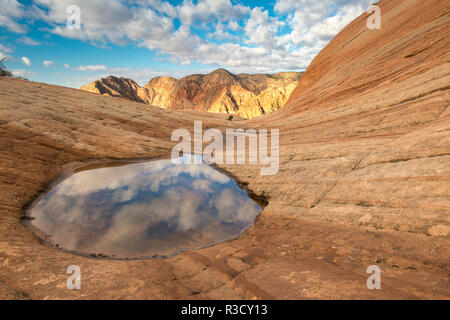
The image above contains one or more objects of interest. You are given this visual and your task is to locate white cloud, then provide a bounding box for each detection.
[272,0,373,66]
[214,189,257,224]
[149,0,372,70]
[275,0,373,46]
[0,43,14,53]
[33,0,168,45]
[76,65,107,71]
[12,69,35,77]
[18,36,41,46]
[245,7,283,50]
[63,63,70,69]
[191,179,212,193]
[228,20,240,31]
[311,4,368,41]
[209,22,234,40]
[175,0,250,26]
[0,43,14,62]
[43,60,54,67]
[2,0,374,74]
[0,0,27,33]
[21,56,31,66]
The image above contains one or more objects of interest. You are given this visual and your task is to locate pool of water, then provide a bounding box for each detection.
[27,155,261,259]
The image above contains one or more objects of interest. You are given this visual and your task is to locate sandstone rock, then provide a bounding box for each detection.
[81,69,303,119]
[428,225,450,237]
[227,258,251,273]
[0,0,449,299]
[80,76,147,103]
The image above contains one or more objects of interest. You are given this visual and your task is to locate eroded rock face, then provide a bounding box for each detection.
[80,76,147,103]
[81,69,303,119]
[0,0,449,299]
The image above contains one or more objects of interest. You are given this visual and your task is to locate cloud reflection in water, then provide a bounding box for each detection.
[30,155,261,258]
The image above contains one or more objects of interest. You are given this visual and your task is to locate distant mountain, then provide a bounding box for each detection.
[80,69,302,119]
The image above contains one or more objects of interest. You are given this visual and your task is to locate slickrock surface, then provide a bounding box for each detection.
[81,69,302,119]
[0,0,449,299]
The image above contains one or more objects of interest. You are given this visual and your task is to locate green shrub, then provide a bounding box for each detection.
[0,58,13,77]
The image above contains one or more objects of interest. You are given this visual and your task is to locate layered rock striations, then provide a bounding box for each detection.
[80,76,149,104]
[81,70,302,119]
[0,0,449,299]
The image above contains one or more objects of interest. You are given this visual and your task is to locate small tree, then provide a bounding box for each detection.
[0,58,12,77]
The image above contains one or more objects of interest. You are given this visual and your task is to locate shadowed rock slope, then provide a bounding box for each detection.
[80,76,147,104]
[81,69,302,119]
[0,0,448,299]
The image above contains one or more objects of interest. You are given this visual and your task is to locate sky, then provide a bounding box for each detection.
[0,0,373,88]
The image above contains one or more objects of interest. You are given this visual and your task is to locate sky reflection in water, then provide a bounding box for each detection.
[29,155,261,258]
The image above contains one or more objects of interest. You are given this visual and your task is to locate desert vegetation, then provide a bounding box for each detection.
[0,58,12,77]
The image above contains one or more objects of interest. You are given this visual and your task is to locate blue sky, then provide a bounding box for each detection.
[0,0,373,88]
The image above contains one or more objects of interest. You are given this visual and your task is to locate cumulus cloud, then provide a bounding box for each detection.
[209,22,235,40]
[21,56,31,66]
[32,0,172,45]
[0,43,14,53]
[0,43,14,61]
[18,36,41,46]
[192,179,213,193]
[175,0,250,26]
[0,52,14,63]
[0,0,27,33]
[228,20,240,31]
[245,7,283,49]
[2,0,374,73]
[76,64,107,71]
[275,0,373,46]
[42,60,54,67]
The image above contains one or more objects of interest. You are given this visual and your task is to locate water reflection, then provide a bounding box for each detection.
[29,155,261,258]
